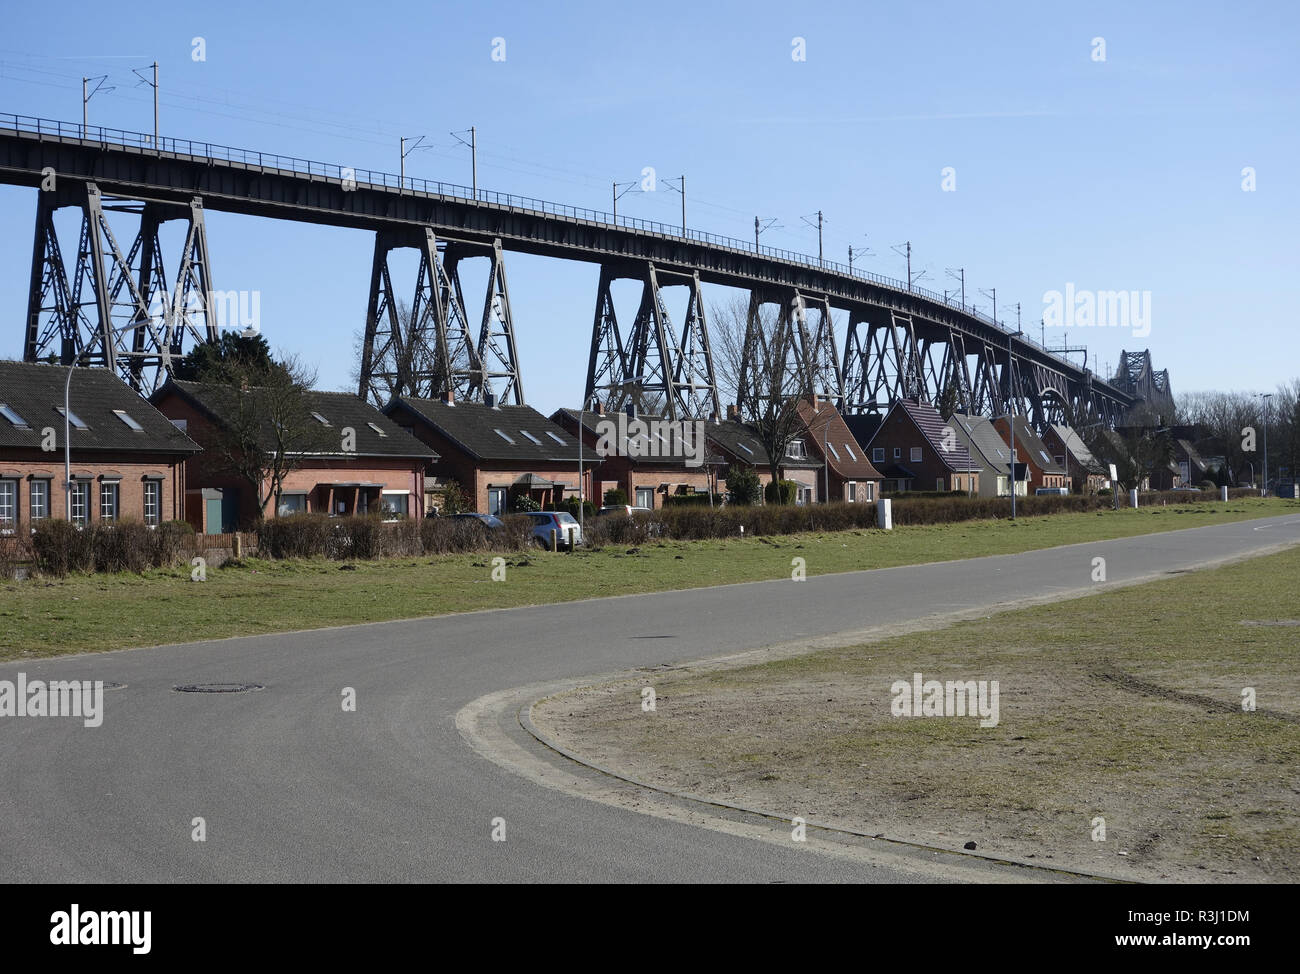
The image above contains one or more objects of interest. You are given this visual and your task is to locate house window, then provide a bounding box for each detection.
[844,442,858,461]
[70,481,90,527]
[1055,455,1066,467]
[826,441,841,461]
[519,430,542,445]
[911,447,923,463]
[143,481,161,526]
[865,482,875,502]
[997,475,1009,497]
[873,447,885,463]
[311,412,332,426]
[488,487,507,515]
[380,492,409,520]
[278,492,307,516]
[893,447,901,459]
[0,480,16,533]
[937,478,946,492]
[493,429,516,445]
[635,487,654,509]
[786,439,806,459]
[30,480,49,524]
[367,422,388,437]
[848,481,857,502]
[546,432,567,446]
[100,482,119,522]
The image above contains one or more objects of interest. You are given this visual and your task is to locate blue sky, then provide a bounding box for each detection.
[1,0,1296,414]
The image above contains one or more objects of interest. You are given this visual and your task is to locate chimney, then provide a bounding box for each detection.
[626,402,638,420]
[442,388,454,406]
[727,404,740,422]
[484,391,497,409]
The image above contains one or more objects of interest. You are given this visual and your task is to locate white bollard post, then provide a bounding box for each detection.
[1220,485,1228,502]
[877,497,892,530]
[1129,489,1139,509]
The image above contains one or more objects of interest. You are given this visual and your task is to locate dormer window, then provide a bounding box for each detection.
[55,406,88,430]
[0,404,30,428]
[311,412,332,427]
[786,439,806,459]
[113,409,144,431]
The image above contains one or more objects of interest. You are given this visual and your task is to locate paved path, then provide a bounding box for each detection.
[3,513,1297,882]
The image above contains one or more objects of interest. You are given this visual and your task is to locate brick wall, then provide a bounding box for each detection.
[0,448,186,535]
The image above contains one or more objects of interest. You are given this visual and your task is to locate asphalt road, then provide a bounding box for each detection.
[3,513,1297,883]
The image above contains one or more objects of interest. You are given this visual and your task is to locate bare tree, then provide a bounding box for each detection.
[193,349,331,521]
[712,295,814,496]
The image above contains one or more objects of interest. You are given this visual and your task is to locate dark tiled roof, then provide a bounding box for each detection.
[0,361,199,455]
[842,413,883,451]
[1002,415,1066,474]
[705,419,771,466]
[795,399,884,480]
[398,397,582,462]
[880,399,975,472]
[155,380,433,459]
[950,412,1008,474]
[554,408,725,468]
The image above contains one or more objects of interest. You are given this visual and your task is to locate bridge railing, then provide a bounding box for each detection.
[2,110,1110,387]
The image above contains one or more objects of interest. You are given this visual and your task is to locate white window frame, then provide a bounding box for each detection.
[99,480,119,522]
[70,481,90,527]
[0,479,16,533]
[277,491,308,517]
[911,447,923,463]
[487,487,507,515]
[873,447,885,463]
[29,479,49,525]
[379,490,410,521]
[142,480,161,527]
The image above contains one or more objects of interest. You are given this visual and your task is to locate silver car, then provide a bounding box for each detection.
[524,511,582,549]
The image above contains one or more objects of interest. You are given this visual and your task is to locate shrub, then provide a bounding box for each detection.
[439,481,470,515]
[603,488,628,506]
[0,536,30,579]
[511,495,542,512]
[31,520,96,577]
[724,465,763,506]
[764,479,798,505]
[663,492,723,507]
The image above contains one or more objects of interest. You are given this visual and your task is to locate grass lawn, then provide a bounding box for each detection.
[533,540,1300,883]
[1,497,1294,662]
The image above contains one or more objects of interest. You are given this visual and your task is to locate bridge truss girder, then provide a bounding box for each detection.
[735,286,843,420]
[24,181,217,393]
[583,261,720,421]
[358,230,525,408]
[841,307,1124,432]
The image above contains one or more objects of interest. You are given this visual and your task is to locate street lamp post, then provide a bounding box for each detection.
[1258,393,1273,496]
[1007,326,1024,519]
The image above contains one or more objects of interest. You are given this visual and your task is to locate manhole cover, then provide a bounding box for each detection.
[173,683,264,693]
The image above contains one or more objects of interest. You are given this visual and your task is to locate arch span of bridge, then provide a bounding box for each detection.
[0,113,1134,427]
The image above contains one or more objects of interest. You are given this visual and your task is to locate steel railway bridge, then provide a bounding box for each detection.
[0,112,1136,428]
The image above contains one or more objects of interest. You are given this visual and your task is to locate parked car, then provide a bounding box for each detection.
[448,512,506,529]
[524,511,582,548]
[1034,487,1069,496]
[1170,486,1202,493]
[597,505,653,516]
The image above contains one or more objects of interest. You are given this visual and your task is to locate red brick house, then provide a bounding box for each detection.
[865,399,981,493]
[1042,424,1108,494]
[0,361,199,534]
[553,405,717,509]
[992,415,1070,492]
[794,397,884,503]
[388,394,590,516]
[152,380,432,531]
